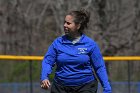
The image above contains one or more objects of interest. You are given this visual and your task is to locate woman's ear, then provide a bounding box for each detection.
[77,24,81,30]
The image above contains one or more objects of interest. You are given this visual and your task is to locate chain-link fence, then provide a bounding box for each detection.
[0,56,140,93]
[0,82,140,93]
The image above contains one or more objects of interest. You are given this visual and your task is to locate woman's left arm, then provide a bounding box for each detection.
[90,43,112,93]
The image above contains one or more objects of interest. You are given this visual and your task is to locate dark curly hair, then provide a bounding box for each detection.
[67,9,90,33]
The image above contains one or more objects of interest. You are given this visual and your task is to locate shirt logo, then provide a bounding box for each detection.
[78,48,87,54]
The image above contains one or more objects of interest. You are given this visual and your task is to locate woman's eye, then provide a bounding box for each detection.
[64,21,71,25]
[67,22,71,25]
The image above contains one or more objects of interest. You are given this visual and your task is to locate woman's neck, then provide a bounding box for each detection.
[68,33,82,40]
[67,33,82,41]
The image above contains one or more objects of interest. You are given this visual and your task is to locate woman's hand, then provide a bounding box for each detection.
[40,79,51,89]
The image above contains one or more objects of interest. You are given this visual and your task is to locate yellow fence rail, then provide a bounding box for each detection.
[0,55,43,61]
[0,55,140,61]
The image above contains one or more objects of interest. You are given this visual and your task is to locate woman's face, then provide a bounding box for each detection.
[64,15,80,36]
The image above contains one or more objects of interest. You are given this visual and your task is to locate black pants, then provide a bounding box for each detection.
[51,80,98,93]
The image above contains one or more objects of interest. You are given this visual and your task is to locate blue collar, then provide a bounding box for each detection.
[62,34,86,44]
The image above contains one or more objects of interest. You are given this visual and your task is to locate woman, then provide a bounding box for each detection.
[40,9,112,93]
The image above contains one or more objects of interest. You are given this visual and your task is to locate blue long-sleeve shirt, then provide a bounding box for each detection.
[41,34,111,93]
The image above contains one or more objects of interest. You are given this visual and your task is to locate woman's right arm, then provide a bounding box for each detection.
[40,43,57,89]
